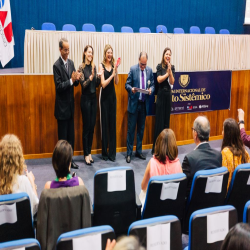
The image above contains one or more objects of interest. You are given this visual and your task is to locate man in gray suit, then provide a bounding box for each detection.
[53,38,81,169]
[125,52,155,163]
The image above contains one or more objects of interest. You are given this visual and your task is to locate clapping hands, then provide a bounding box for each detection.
[71,71,82,82]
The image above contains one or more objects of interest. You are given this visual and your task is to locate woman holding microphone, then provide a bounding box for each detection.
[78,45,103,165]
[152,47,175,154]
[99,44,120,161]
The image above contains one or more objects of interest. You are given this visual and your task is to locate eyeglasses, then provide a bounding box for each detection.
[192,127,196,132]
[140,62,147,67]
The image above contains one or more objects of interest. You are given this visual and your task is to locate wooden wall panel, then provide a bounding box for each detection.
[0,71,249,158]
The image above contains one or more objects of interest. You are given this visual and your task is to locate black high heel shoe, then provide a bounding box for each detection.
[90,159,94,163]
[84,157,91,166]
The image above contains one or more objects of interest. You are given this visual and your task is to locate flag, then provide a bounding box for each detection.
[0,0,14,67]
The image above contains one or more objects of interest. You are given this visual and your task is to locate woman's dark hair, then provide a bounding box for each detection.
[220,223,250,250]
[161,47,171,69]
[154,129,178,163]
[221,118,247,164]
[52,140,73,178]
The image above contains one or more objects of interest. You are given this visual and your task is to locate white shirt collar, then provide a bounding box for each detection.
[194,141,209,150]
[61,56,68,65]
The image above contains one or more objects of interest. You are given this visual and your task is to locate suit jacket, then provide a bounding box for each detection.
[53,57,79,120]
[37,186,91,250]
[125,64,155,115]
[182,143,222,197]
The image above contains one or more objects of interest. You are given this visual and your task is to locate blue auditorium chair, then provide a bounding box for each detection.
[128,215,182,250]
[93,167,141,236]
[56,226,115,250]
[243,200,250,223]
[0,193,35,243]
[121,26,133,33]
[82,23,96,32]
[139,27,151,33]
[173,28,184,34]
[219,29,230,34]
[41,22,56,30]
[183,167,229,233]
[0,239,41,250]
[205,27,216,34]
[156,25,167,33]
[225,163,250,222]
[141,173,187,221]
[190,26,201,34]
[102,24,115,32]
[184,206,237,250]
[62,24,76,31]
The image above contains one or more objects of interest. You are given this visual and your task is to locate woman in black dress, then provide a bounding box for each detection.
[98,44,119,161]
[78,45,103,165]
[152,47,175,153]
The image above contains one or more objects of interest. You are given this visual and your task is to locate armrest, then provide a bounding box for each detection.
[136,193,142,220]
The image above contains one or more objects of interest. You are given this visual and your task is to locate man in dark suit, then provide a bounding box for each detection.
[125,52,155,163]
[182,116,222,197]
[53,38,81,169]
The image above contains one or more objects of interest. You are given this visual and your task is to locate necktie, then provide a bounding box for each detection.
[141,70,145,102]
[65,62,68,73]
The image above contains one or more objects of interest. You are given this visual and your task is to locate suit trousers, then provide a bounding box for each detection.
[127,101,146,156]
[81,94,97,156]
[57,115,74,151]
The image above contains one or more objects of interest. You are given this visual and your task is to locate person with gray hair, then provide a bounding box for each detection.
[125,52,155,163]
[182,116,222,198]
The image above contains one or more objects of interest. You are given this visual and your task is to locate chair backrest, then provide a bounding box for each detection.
[128,215,182,250]
[41,22,56,30]
[82,23,96,32]
[62,24,76,31]
[56,225,115,250]
[225,163,250,222]
[187,206,238,250]
[142,173,187,221]
[102,24,115,32]
[0,239,40,250]
[173,28,184,34]
[0,193,35,243]
[139,27,151,33]
[243,200,250,223]
[183,167,229,233]
[219,29,230,34]
[121,26,133,33]
[93,167,137,236]
[37,186,91,250]
[190,26,201,34]
[156,25,167,33]
[205,27,215,34]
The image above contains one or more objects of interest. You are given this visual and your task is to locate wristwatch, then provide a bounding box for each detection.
[238,120,245,125]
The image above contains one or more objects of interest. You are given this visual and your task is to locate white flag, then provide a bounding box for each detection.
[0,0,14,67]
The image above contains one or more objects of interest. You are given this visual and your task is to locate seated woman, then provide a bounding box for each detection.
[0,134,38,215]
[221,118,250,190]
[140,129,182,206]
[44,140,84,189]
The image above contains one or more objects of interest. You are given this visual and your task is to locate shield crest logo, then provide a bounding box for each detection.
[179,75,190,88]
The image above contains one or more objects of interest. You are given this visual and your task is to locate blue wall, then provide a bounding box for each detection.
[2,0,246,68]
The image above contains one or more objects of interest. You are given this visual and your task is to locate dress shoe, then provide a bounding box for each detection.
[108,157,116,162]
[126,155,131,163]
[102,156,108,161]
[135,152,146,160]
[71,160,79,169]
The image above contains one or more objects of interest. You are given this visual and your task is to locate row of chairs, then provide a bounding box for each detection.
[2,203,250,250]
[41,22,230,34]
[1,164,250,244]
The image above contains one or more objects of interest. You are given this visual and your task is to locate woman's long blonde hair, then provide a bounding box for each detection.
[102,44,115,67]
[82,45,95,69]
[0,134,25,194]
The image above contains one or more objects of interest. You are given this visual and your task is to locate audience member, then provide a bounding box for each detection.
[106,236,145,250]
[221,118,250,190]
[0,134,38,215]
[220,223,250,250]
[238,109,250,149]
[182,116,222,198]
[140,129,182,207]
[44,140,84,189]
